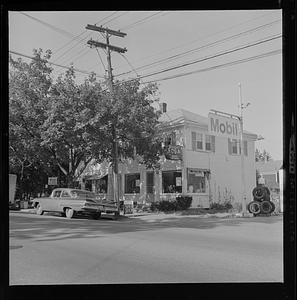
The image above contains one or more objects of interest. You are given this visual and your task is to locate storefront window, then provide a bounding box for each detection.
[187,169,206,193]
[95,175,108,194]
[125,173,140,194]
[162,171,182,193]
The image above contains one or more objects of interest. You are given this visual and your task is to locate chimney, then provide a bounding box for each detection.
[159,102,167,113]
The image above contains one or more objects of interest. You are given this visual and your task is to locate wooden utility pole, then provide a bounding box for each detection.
[86,24,127,215]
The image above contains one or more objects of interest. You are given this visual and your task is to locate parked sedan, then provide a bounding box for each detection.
[32,188,118,219]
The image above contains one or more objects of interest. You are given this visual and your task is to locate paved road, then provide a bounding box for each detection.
[9,212,283,284]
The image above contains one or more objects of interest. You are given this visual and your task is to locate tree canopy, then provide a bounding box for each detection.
[9,49,162,192]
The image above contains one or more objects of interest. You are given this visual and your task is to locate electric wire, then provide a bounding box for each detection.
[119,53,140,77]
[52,12,128,64]
[18,12,76,39]
[96,48,107,75]
[116,19,282,77]
[120,11,163,31]
[116,49,282,86]
[127,34,281,80]
[9,50,105,78]
[52,11,118,56]
[116,11,280,70]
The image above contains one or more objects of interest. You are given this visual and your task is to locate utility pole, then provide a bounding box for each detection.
[238,83,251,216]
[86,24,127,215]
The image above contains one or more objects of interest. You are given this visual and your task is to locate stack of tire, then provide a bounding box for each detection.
[247,185,275,216]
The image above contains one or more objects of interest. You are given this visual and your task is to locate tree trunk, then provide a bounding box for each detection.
[67,174,76,188]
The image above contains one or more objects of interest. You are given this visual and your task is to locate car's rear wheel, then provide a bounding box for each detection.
[65,208,75,219]
[92,212,101,219]
[36,203,44,215]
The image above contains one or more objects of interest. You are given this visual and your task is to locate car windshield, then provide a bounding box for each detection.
[70,190,97,199]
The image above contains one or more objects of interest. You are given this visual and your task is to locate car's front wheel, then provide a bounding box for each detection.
[36,203,44,215]
[65,208,75,219]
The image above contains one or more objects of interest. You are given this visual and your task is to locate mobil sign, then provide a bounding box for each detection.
[208,112,240,139]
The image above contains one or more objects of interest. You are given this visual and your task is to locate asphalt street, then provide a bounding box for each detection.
[9,211,283,284]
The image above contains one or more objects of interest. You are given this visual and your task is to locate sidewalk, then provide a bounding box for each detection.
[14,208,282,220]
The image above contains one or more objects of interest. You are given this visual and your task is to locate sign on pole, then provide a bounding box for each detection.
[208,112,240,139]
[48,177,58,186]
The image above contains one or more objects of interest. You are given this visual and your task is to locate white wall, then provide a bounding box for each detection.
[184,124,257,208]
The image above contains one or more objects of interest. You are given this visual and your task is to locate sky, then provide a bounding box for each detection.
[8,10,283,160]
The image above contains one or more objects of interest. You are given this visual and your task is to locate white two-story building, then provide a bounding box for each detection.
[79,106,259,210]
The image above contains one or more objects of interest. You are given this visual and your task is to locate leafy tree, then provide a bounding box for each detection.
[82,78,163,169]
[9,49,163,192]
[255,148,273,162]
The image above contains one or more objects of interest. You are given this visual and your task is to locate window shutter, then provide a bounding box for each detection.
[211,135,215,152]
[244,140,248,156]
[228,138,232,155]
[191,132,196,151]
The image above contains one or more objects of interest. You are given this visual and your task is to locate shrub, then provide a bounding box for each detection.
[150,201,159,212]
[210,201,233,211]
[176,196,192,210]
[158,200,176,212]
[150,196,192,212]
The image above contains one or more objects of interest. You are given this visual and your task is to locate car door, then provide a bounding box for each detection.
[50,189,62,212]
[60,190,72,212]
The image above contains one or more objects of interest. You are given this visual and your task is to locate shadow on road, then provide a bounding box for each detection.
[9,212,283,242]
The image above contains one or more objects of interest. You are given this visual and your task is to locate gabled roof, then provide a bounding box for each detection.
[159,108,258,136]
[256,160,283,173]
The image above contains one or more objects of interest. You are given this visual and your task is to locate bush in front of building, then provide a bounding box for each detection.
[150,196,192,212]
[175,196,192,211]
[210,201,233,211]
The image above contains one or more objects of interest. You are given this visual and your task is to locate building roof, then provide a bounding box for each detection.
[256,160,283,173]
[159,108,258,136]
[159,108,208,126]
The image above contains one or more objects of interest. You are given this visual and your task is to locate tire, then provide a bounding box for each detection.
[92,212,101,219]
[65,208,75,219]
[247,201,261,215]
[36,203,44,215]
[260,200,274,214]
[252,186,268,201]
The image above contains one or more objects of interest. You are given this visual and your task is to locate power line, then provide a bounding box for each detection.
[127,34,281,80]
[9,50,105,78]
[120,11,163,30]
[116,11,280,70]
[119,53,142,82]
[52,12,129,64]
[117,49,282,86]
[101,11,129,26]
[116,19,281,77]
[51,11,119,56]
[19,12,76,39]
[96,48,107,75]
